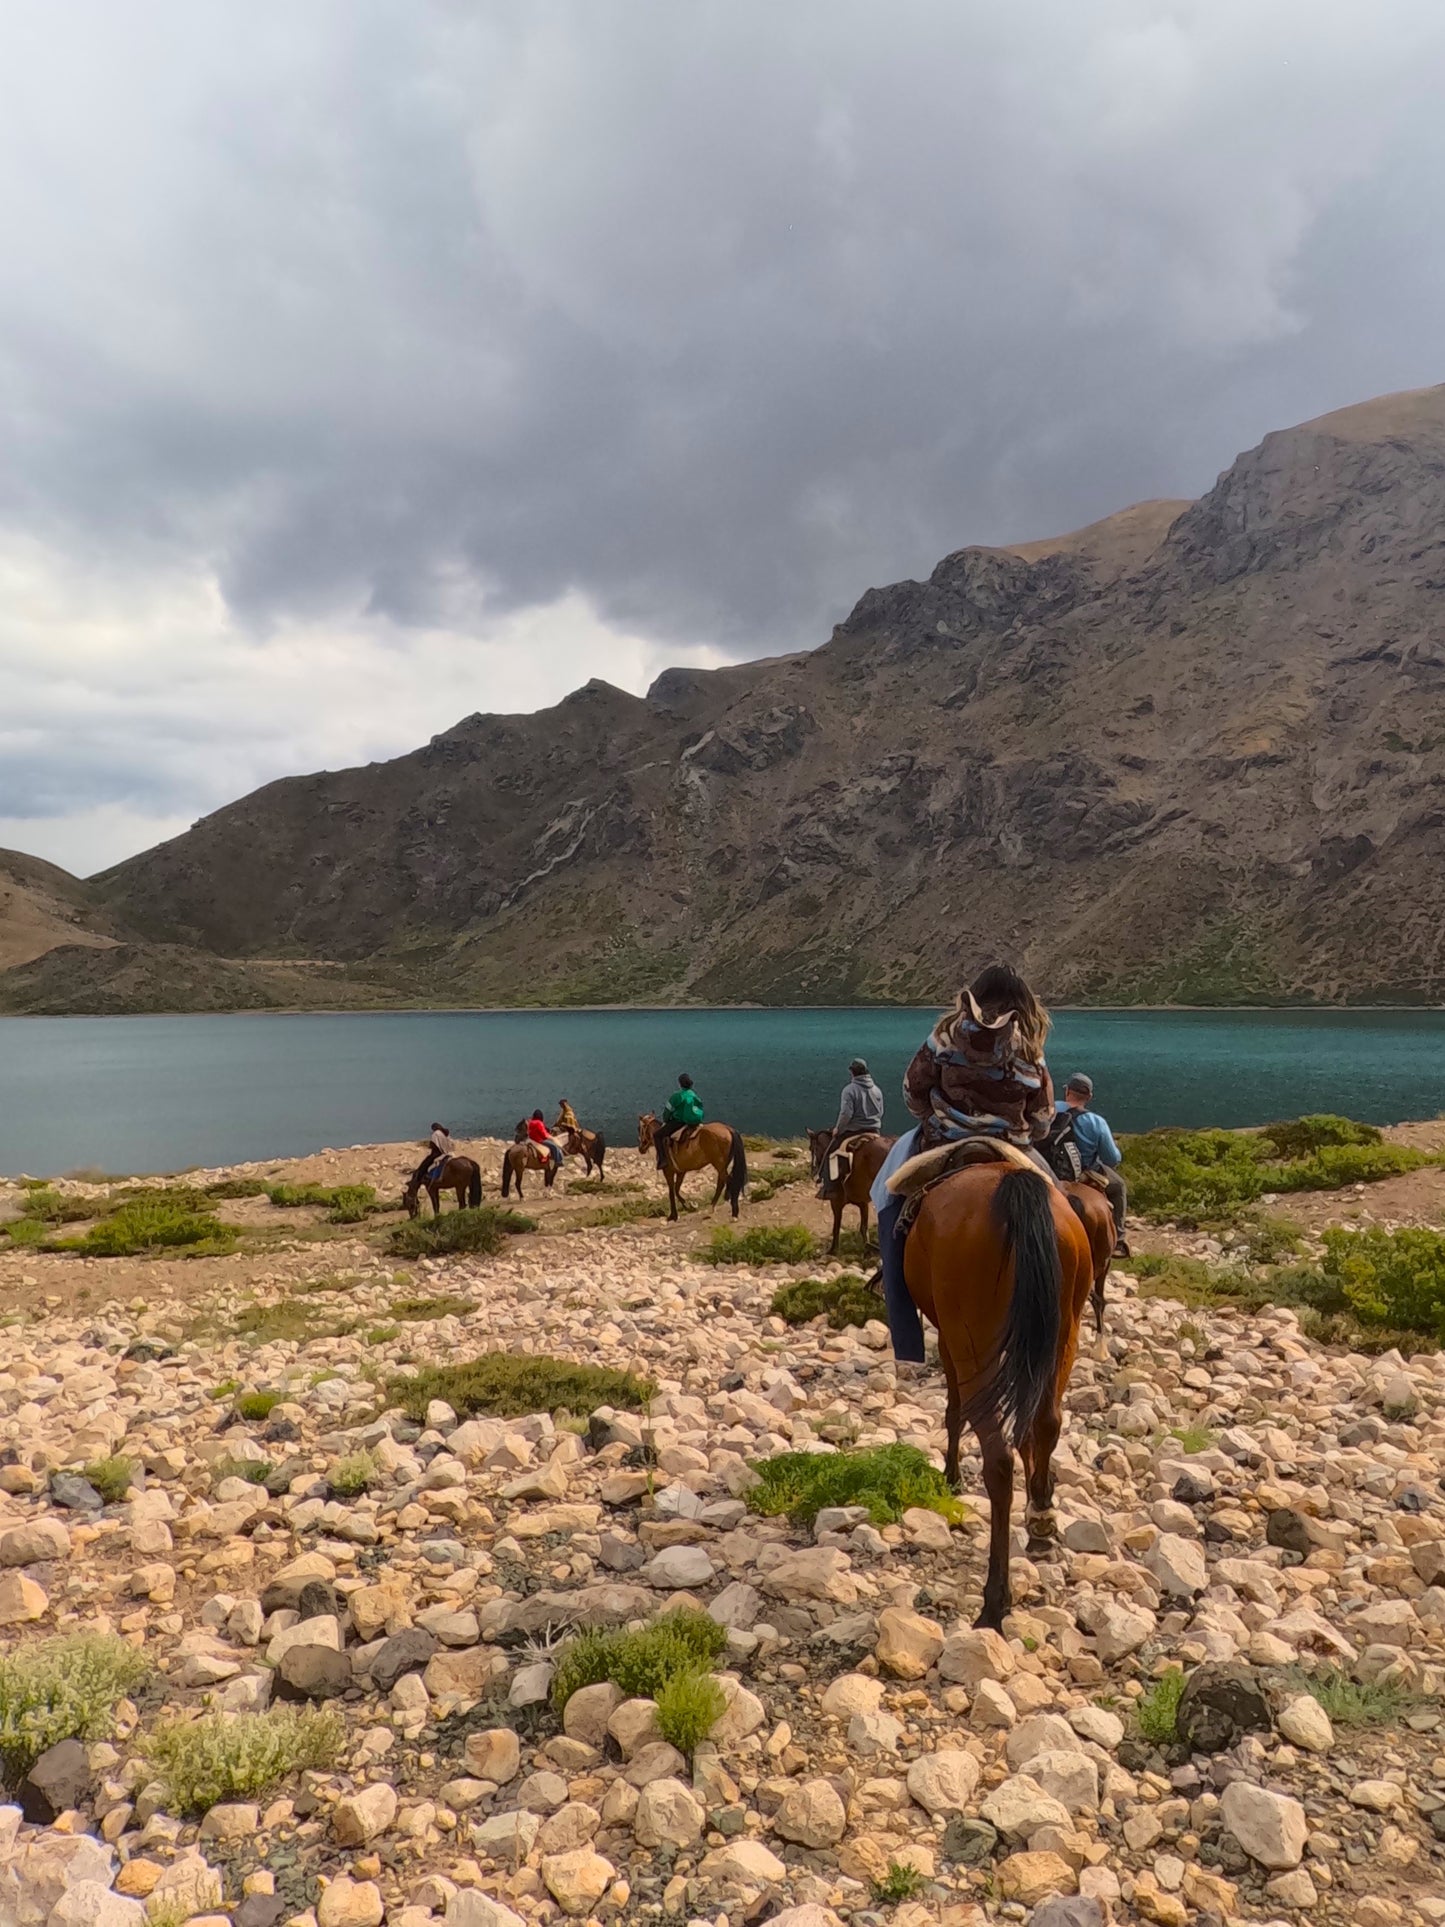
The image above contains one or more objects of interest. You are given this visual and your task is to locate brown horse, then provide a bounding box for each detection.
[637,1115,748,1221]
[905,1162,1093,1629]
[403,1155,482,1218]
[562,1125,607,1178]
[501,1140,558,1197]
[806,1127,896,1256]
[1063,1179,1115,1335]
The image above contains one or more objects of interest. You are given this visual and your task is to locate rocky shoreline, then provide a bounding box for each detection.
[0,1140,1443,1927]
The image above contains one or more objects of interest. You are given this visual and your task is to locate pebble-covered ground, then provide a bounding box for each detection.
[1,1135,1444,1927]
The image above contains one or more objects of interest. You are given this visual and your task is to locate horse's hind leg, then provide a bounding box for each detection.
[829,1198,843,1257]
[941,1351,963,1492]
[710,1163,727,1211]
[1092,1275,1106,1337]
[857,1197,871,1251]
[1023,1397,1063,1557]
[974,1411,1015,1631]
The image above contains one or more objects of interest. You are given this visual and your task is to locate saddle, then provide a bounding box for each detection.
[1077,1167,1110,1194]
[888,1137,1042,1239]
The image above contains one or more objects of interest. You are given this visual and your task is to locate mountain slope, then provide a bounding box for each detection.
[42,383,1445,1007]
[0,849,121,972]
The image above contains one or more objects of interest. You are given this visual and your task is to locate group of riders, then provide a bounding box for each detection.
[406,960,1126,1363]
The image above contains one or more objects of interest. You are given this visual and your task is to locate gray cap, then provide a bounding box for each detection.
[1065,1072,1093,1096]
[849,1058,869,1075]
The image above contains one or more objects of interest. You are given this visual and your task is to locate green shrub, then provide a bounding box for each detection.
[211,1456,272,1487]
[388,1295,474,1321]
[209,1378,240,1401]
[142,1706,344,1813]
[550,1610,727,1710]
[1134,1668,1186,1744]
[1259,1114,1382,1159]
[329,1450,378,1498]
[73,1194,230,1257]
[235,1391,281,1421]
[748,1163,809,1204]
[1294,1666,1407,1727]
[0,1635,151,1783]
[571,1197,677,1228]
[388,1352,654,1423]
[366,1325,400,1345]
[655,1667,725,1757]
[14,1187,93,1225]
[0,1218,50,1248]
[387,1206,535,1259]
[326,1184,376,1223]
[265,1182,335,1208]
[79,1456,135,1504]
[770,1272,881,1330]
[750,1443,963,1527]
[1165,1424,1216,1455]
[204,1177,269,1199]
[1320,1224,1445,1340]
[233,1300,352,1345]
[699,1224,819,1266]
[872,1864,926,1904]
[1232,1213,1303,1264]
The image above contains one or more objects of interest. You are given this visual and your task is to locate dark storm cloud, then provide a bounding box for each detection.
[2,0,1444,868]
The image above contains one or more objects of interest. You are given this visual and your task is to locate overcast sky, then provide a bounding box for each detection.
[2,1,1444,875]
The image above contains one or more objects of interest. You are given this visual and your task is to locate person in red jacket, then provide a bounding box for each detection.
[526,1109,563,1173]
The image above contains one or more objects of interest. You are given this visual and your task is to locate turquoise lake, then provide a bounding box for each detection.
[2,1007,1444,1176]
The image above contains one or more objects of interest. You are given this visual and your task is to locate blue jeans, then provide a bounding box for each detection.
[878,1196,926,1363]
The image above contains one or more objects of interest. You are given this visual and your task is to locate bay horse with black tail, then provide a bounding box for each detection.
[501,1139,557,1198]
[806,1127,896,1256]
[905,1159,1093,1629]
[562,1125,606,1178]
[1063,1179,1115,1336]
[403,1155,482,1219]
[637,1115,748,1222]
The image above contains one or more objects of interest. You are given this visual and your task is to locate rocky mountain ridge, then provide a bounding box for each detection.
[6,383,1445,1013]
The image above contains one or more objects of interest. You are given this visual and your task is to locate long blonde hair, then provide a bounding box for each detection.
[936,963,1051,1061]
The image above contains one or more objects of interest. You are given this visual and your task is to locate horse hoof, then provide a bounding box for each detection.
[1026,1536,1058,1561]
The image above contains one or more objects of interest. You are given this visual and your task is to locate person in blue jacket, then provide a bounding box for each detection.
[1059,1072,1128,1254]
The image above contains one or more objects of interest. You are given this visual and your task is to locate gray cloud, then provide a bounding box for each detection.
[1,0,1444,868]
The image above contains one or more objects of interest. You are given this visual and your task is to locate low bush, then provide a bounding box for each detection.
[572,1197,678,1228]
[211,1456,272,1487]
[204,1177,269,1199]
[0,1635,150,1784]
[1320,1224,1445,1341]
[1134,1668,1185,1744]
[699,1224,819,1266]
[748,1163,809,1204]
[14,1187,93,1225]
[80,1456,135,1504]
[72,1194,232,1258]
[265,1182,335,1208]
[550,1609,727,1710]
[770,1272,882,1331]
[329,1450,378,1498]
[1123,1117,1432,1225]
[233,1300,356,1345]
[872,1864,926,1904]
[389,1294,474,1322]
[388,1352,654,1423]
[326,1184,376,1223]
[234,1391,280,1421]
[750,1442,963,1527]
[142,1706,344,1813]
[1259,1113,1381,1160]
[0,1218,49,1248]
[655,1667,726,1757]
[1294,1665,1407,1727]
[1230,1213,1303,1265]
[387,1205,535,1259]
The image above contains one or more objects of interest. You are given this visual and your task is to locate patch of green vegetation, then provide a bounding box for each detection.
[234,1391,281,1421]
[1134,1668,1186,1744]
[0,1218,49,1247]
[366,1325,400,1345]
[325,1184,376,1223]
[388,1352,654,1423]
[211,1456,272,1487]
[1294,1666,1407,1728]
[568,1178,641,1197]
[0,1635,151,1784]
[209,1378,240,1401]
[13,1187,94,1224]
[655,1666,726,1758]
[329,1450,378,1498]
[204,1177,269,1199]
[232,1300,357,1345]
[1258,1114,1382,1160]
[387,1205,535,1259]
[1165,1424,1216,1455]
[79,1456,135,1504]
[571,1196,680,1228]
[142,1706,344,1813]
[1122,1118,1432,1226]
[68,1193,234,1258]
[699,1224,819,1266]
[1232,1213,1304,1265]
[389,1295,474,1322]
[265,1182,335,1208]
[872,1863,927,1905]
[295,1270,365,1295]
[550,1609,727,1709]
[748,1163,809,1204]
[1319,1223,1445,1342]
[770,1272,881,1330]
[750,1442,963,1528]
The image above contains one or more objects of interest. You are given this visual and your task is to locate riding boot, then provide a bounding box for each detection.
[878,1197,926,1364]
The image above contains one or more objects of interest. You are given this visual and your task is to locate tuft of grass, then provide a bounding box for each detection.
[235,1391,281,1421]
[1232,1212,1303,1265]
[209,1378,240,1401]
[0,1635,151,1784]
[568,1178,642,1197]
[329,1450,378,1498]
[70,1194,233,1258]
[366,1325,400,1345]
[770,1272,881,1330]
[233,1300,352,1345]
[1134,1668,1186,1744]
[550,1610,727,1711]
[326,1184,376,1224]
[699,1224,820,1266]
[1295,1666,1407,1728]
[0,1218,50,1247]
[872,1863,926,1905]
[12,1187,94,1225]
[80,1456,135,1504]
[388,1294,474,1322]
[211,1456,272,1487]
[265,1182,335,1208]
[750,1442,963,1527]
[388,1352,654,1423]
[655,1667,725,1758]
[204,1177,269,1199]
[748,1163,810,1204]
[571,1196,678,1228]
[142,1706,344,1814]
[387,1205,535,1259]
[1165,1424,1215,1455]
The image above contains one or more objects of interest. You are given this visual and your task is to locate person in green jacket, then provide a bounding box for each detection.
[655,1072,704,1168]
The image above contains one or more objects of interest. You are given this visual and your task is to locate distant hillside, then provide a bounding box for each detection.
[9,383,1445,1013]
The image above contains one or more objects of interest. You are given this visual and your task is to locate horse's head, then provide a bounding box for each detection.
[637,1113,657,1153]
[402,1177,421,1219]
[806,1126,833,1174]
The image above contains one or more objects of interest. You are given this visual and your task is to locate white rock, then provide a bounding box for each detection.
[1220,1780,1308,1870]
[906,1749,981,1815]
[773,1778,847,1847]
[1276,1694,1333,1754]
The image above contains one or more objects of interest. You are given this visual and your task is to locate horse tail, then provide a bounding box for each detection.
[726,1129,748,1209]
[468,1163,482,1208]
[594,1131,606,1174]
[972,1168,1062,1448]
[500,1153,512,1199]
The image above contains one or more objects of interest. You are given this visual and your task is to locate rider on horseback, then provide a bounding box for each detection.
[873,964,1057,1363]
[410,1122,455,1189]
[553,1098,580,1136]
[527,1109,564,1173]
[817,1058,885,1197]
[654,1073,704,1170]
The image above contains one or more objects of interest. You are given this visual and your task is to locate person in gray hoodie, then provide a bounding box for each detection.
[817,1058,885,1196]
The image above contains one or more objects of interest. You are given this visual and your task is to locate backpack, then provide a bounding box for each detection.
[1040,1109,1083,1182]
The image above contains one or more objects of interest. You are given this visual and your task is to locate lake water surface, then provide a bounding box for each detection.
[2,1006,1443,1176]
